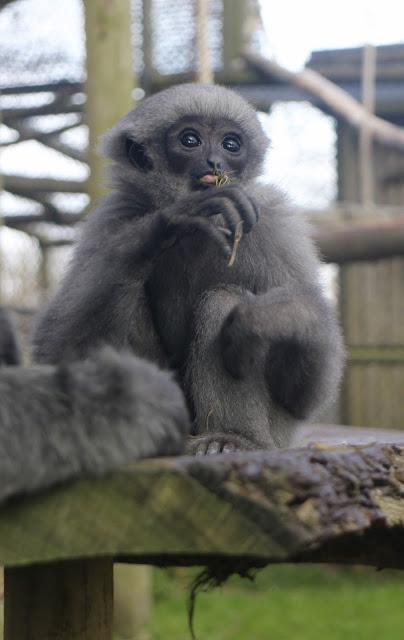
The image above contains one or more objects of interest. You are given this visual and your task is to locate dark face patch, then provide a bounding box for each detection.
[165,116,250,190]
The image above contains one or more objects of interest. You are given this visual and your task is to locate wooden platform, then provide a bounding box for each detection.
[1,434,404,638]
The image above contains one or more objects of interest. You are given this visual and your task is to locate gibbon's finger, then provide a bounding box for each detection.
[212,186,258,231]
[172,217,232,257]
[200,197,240,235]
[227,188,258,232]
[217,226,233,237]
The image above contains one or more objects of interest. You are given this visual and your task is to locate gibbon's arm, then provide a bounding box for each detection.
[33,187,246,365]
[33,194,166,364]
[0,348,189,504]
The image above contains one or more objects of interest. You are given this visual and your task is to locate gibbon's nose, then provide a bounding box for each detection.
[207,157,222,172]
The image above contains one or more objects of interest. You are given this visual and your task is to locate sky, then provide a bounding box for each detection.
[259,0,404,69]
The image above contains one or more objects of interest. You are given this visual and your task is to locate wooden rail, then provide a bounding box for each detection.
[1,442,404,638]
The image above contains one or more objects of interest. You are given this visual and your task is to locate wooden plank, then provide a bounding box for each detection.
[4,559,112,640]
[345,363,404,429]
[348,346,404,362]
[0,445,403,570]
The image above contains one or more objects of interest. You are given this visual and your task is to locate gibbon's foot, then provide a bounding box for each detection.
[186,432,258,455]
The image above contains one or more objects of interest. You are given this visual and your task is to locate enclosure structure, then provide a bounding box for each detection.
[0,0,263,303]
[1,3,404,637]
[244,44,404,429]
[309,45,404,429]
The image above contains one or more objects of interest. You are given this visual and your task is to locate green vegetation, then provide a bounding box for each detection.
[2,563,402,639]
[152,564,404,640]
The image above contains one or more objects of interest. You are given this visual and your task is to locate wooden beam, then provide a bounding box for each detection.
[3,174,86,195]
[314,216,404,263]
[2,101,82,123]
[359,44,376,205]
[0,81,83,95]
[0,444,403,570]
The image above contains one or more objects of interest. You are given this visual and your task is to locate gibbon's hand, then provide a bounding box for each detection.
[159,185,259,257]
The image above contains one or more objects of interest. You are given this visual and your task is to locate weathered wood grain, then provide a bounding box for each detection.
[0,444,403,571]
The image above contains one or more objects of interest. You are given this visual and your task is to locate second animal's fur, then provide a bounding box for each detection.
[34,83,344,453]
[0,307,188,503]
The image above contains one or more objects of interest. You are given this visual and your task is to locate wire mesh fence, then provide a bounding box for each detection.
[0,0,228,306]
[0,0,336,309]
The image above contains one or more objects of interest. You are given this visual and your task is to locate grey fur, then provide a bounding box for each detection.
[0,315,188,503]
[34,83,344,454]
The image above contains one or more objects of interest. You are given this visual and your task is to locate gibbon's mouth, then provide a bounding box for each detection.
[199,173,217,185]
[191,172,217,190]
[195,171,235,188]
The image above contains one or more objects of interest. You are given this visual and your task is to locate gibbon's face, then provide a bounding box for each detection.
[164,116,249,190]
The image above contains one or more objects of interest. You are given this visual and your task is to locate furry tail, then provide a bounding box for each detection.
[0,348,189,503]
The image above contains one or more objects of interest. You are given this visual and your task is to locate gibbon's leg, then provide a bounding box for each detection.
[185,288,294,454]
[220,286,344,421]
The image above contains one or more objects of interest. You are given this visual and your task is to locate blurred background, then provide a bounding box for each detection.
[0,1,403,639]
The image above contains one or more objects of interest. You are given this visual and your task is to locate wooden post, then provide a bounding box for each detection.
[4,559,113,640]
[222,0,246,72]
[84,3,153,638]
[84,0,134,205]
[359,44,376,205]
[0,93,3,302]
[195,0,213,84]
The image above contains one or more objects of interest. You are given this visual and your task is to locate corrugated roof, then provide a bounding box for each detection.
[308,43,404,83]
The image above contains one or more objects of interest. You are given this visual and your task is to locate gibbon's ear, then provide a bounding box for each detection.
[125,138,154,172]
[101,123,154,173]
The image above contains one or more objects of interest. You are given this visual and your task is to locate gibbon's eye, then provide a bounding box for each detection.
[222,135,241,153]
[180,130,202,148]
